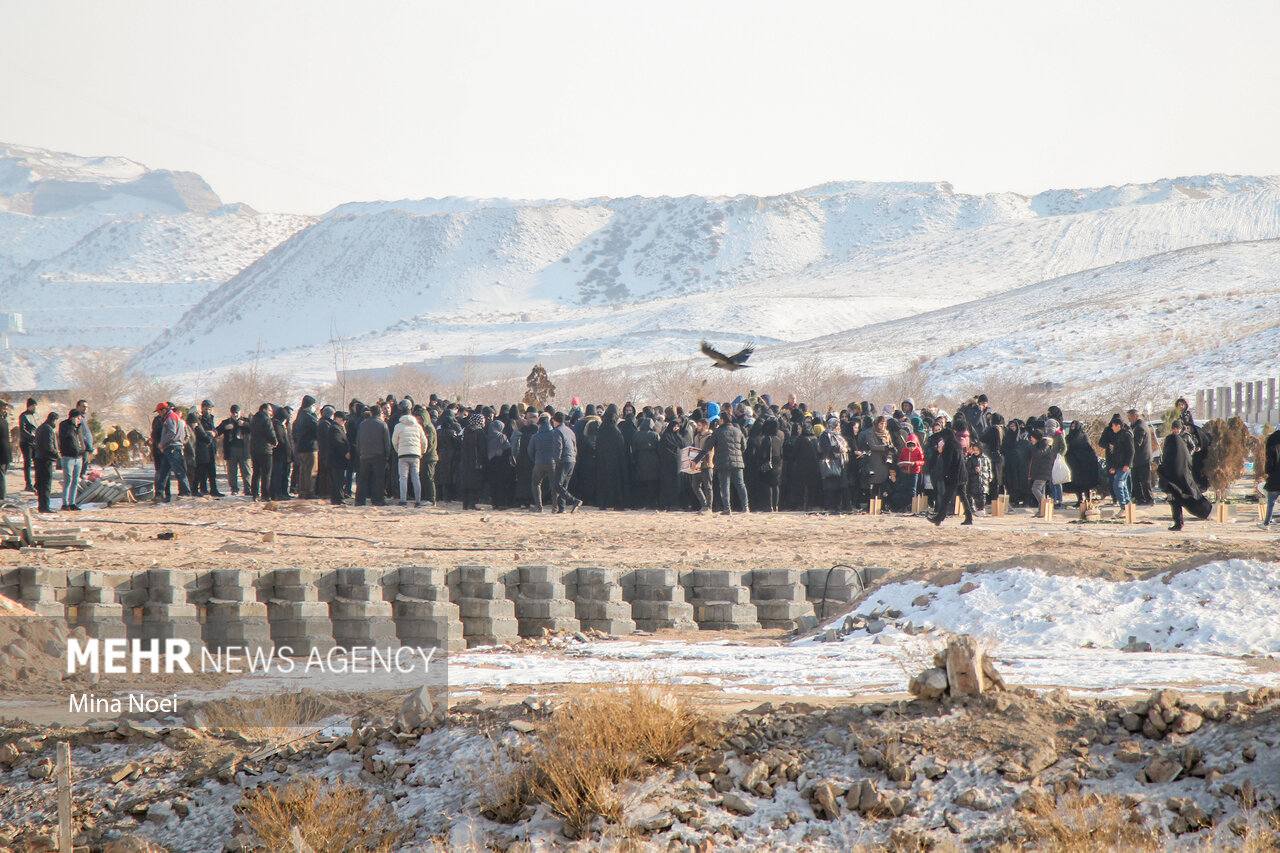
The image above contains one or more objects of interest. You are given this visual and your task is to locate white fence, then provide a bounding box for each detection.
[1196,377,1279,426]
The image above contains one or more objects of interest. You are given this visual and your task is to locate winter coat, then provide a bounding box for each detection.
[705,422,746,470]
[0,415,10,466]
[192,419,215,465]
[1130,419,1153,467]
[897,443,925,475]
[328,424,351,469]
[1102,426,1134,471]
[1263,429,1280,492]
[1028,440,1055,482]
[420,416,438,463]
[1158,433,1201,503]
[19,411,37,447]
[36,421,59,461]
[632,418,661,482]
[556,423,577,462]
[392,414,427,458]
[273,416,293,461]
[856,430,892,485]
[58,418,87,458]
[293,408,319,453]
[250,412,278,455]
[217,416,247,456]
[356,417,392,458]
[528,423,563,466]
[160,413,189,452]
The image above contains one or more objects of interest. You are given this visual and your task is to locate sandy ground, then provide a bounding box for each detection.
[3,482,1276,585]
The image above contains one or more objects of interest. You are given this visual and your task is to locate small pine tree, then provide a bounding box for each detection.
[522,364,556,410]
[1203,416,1251,502]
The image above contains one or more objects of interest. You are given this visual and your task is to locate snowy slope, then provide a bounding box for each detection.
[0,142,220,216]
[778,237,1280,405]
[0,144,313,356]
[134,175,1280,386]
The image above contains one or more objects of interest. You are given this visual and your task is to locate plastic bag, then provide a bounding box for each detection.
[1051,453,1072,485]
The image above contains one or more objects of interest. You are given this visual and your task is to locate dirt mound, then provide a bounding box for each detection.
[0,594,74,683]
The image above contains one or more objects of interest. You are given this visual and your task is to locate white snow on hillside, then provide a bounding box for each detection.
[780,237,1280,405]
[134,175,1280,391]
[0,144,313,360]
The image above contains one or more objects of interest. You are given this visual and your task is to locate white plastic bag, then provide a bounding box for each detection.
[1051,453,1072,485]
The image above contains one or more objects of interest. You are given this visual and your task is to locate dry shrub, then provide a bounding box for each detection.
[237,778,409,853]
[768,360,868,413]
[66,349,146,422]
[197,692,333,742]
[1013,793,1160,852]
[207,360,294,412]
[973,371,1060,422]
[1204,416,1253,501]
[481,682,716,837]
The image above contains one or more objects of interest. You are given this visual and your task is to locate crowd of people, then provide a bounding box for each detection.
[4,390,1279,533]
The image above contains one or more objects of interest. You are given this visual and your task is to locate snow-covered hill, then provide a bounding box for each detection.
[0,144,313,357]
[134,174,1280,394]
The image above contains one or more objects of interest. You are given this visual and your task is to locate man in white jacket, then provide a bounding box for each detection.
[391,413,427,507]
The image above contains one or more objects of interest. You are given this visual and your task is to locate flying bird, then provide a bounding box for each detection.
[700,341,755,371]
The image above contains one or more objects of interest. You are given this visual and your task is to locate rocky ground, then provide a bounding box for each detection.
[0,479,1277,851]
[0,682,1277,852]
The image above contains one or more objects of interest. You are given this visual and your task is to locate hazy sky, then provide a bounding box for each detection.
[5,1,1279,214]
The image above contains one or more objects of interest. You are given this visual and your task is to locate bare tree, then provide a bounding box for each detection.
[66,350,146,422]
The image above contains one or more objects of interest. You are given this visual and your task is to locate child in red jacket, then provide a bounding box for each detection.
[890,437,925,511]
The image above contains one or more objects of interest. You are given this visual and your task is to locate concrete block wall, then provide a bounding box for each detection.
[0,563,883,648]
[567,567,635,635]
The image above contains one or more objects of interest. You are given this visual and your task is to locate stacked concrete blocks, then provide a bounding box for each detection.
[73,571,128,641]
[449,565,520,648]
[139,569,204,651]
[203,569,272,653]
[330,567,397,650]
[686,569,761,631]
[749,569,818,631]
[511,565,580,638]
[565,567,634,635]
[266,568,336,656]
[392,566,464,652]
[621,568,696,632]
[13,567,67,621]
[803,567,863,622]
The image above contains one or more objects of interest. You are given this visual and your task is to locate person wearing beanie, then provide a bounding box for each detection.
[315,404,336,498]
[18,398,38,492]
[292,394,320,498]
[327,411,351,505]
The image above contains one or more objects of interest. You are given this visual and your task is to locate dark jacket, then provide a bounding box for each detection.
[192,418,215,465]
[328,423,351,469]
[217,416,247,457]
[36,420,59,461]
[555,423,577,462]
[702,422,746,470]
[595,407,631,508]
[0,414,10,466]
[1264,429,1280,492]
[1102,425,1134,471]
[273,415,293,461]
[930,427,968,485]
[292,408,319,453]
[1130,419,1153,467]
[1028,440,1054,482]
[356,416,392,458]
[528,423,563,466]
[250,411,278,455]
[58,418,87,458]
[19,411,37,447]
